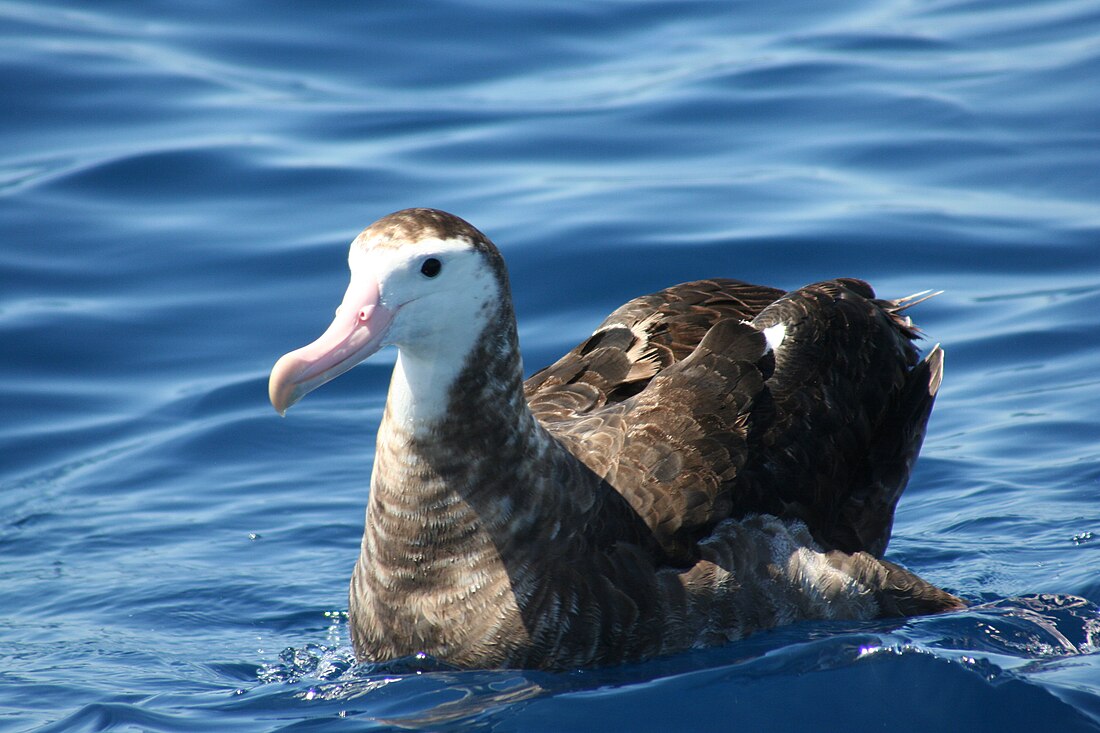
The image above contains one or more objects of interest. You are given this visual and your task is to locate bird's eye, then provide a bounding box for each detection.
[420,257,442,278]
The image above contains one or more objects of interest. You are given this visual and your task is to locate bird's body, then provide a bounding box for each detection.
[269,208,964,670]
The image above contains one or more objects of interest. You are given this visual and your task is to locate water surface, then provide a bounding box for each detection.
[2,1,1099,730]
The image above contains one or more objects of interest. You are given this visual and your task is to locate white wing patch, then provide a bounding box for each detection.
[763,323,786,353]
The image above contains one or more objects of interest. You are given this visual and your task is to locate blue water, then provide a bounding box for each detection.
[3,0,1100,730]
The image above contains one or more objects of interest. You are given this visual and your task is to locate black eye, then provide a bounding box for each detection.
[420,257,442,278]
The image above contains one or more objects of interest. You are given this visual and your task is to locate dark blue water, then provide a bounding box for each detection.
[3,1,1100,730]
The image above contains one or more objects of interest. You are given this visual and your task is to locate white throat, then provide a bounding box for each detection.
[383,287,498,433]
[386,346,471,430]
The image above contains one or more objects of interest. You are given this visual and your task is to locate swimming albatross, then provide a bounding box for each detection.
[269,208,965,670]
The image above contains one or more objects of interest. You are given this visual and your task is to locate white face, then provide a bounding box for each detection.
[269,232,502,416]
[350,235,500,360]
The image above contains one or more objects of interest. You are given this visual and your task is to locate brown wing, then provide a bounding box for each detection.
[525,277,939,562]
[740,278,941,556]
[598,319,776,562]
[524,278,785,422]
[523,280,784,562]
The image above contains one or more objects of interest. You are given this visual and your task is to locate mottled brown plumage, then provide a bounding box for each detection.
[270,208,966,671]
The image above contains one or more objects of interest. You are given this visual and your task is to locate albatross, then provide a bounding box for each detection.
[269,207,965,670]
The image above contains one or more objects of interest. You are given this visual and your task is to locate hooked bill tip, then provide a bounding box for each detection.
[269,351,304,416]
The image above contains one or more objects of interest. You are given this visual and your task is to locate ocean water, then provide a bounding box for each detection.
[2,0,1100,730]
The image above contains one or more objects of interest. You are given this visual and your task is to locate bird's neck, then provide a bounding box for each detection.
[351,308,552,664]
[368,304,546,542]
[383,304,532,437]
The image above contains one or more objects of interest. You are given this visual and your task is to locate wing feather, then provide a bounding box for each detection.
[523,277,940,562]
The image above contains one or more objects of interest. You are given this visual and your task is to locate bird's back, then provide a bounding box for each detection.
[524,278,942,561]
